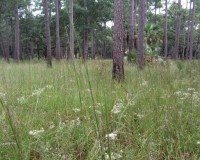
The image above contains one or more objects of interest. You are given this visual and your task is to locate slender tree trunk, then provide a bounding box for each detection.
[14,2,20,61]
[0,34,6,59]
[186,0,192,59]
[82,31,88,61]
[55,0,61,60]
[43,0,52,67]
[137,0,146,68]
[69,0,74,60]
[5,18,10,62]
[112,0,125,81]
[91,31,95,59]
[189,0,196,60]
[174,0,181,59]
[128,0,135,54]
[164,0,168,59]
[30,41,34,59]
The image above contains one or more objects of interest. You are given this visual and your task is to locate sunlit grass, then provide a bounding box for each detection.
[0,59,200,159]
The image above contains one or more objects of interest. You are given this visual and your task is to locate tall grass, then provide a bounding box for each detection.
[0,59,200,159]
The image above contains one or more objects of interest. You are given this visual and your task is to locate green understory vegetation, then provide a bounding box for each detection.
[0,60,200,160]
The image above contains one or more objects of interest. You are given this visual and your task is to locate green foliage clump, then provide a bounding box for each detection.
[127,49,137,63]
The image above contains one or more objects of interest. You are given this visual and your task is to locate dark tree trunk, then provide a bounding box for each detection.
[173,0,181,59]
[186,0,192,59]
[128,0,135,54]
[5,17,10,62]
[69,0,74,60]
[189,0,196,60]
[43,0,52,67]
[82,31,88,61]
[55,0,61,60]
[112,0,125,81]
[91,31,95,59]
[164,0,168,59]
[14,2,20,61]
[137,0,146,69]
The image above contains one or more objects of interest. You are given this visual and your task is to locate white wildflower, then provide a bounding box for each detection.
[141,80,148,86]
[105,132,118,140]
[175,91,182,96]
[111,102,123,114]
[31,88,45,97]
[46,85,53,89]
[105,150,123,160]
[135,113,144,119]
[0,142,16,146]
[187,88,195,92]
[70,117,81,127]
[59,121,67,130]
[29,128,44,138]
[72,108,81,113]
[49,121,55,129]
[95,110,102,115]
[197,141,200,145]
[17,96,26,104]
[182,92,190,97]
[0,92,6,98]
[192,92,199,104]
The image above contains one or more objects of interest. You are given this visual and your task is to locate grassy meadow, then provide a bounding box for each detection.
[0,59,200,160]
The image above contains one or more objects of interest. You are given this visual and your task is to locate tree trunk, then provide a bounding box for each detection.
[91,31,95,59]
[43,0,52,67]
[174,0,182,59]
[14,2,20,61]
[164,0,168,59]
[55,0,61,60]
[82,31,88,61]
[128,0,135,54]
[5,17,10,62]
[137,0,146,69]
[112,0,125,81]
[189,0,196,60]
[186,0,192,59]
[69,0,74,60]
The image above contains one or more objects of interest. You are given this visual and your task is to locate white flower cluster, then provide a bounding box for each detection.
[16,84,53,104]
[105,132,118,140]
[29,128,44,138]
[17,96,26,104]
[0,92,6,98]
[111,101,124,114]
[105,150,123,160]
[174,88,199,105]
[72,108,81,113]
[31,88,45,97]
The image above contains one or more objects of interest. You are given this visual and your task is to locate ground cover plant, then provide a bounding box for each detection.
[0,60,200,159]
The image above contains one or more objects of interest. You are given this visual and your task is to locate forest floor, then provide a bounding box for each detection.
[0,59,200,160]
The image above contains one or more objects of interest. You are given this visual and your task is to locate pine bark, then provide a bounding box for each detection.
[174,0,181,59]
[69,0,74,60]
[189,0,196,60]
[55,0,61,60]
[186,0,192,59]
[137,0,146,68]
[112,0,125,81]
[4,17,9,62]
[164,0,168,59]
[14,2,20,61]
[128,0,135,53]
[43,0,52,67]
